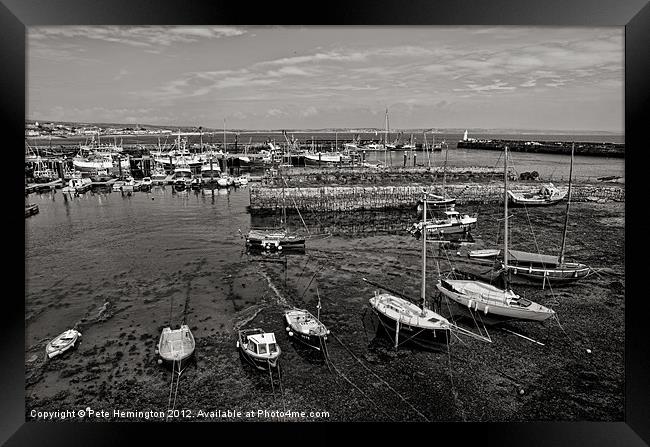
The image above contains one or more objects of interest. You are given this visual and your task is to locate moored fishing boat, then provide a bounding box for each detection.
[236,328,281,370]
[156,324,195,369]
[408,210,477,237]
[46,329,82,359]
[285,290,329,351]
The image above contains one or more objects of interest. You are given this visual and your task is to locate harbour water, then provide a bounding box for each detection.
[25,175,624,421]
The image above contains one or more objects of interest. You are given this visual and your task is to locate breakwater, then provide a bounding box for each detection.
[249,182,624,214]
[457,139,624,157]
[263,166,503,187]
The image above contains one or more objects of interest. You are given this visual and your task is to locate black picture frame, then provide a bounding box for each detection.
[4,0,648,445]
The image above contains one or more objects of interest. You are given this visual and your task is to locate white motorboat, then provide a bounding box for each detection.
[236,328,281,370]
[156,325,195,368]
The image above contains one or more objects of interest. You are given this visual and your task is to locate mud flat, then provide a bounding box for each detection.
[25,200,623,422]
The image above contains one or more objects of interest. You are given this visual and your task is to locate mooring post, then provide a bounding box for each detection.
[403,152,407,167]
[414,153,417,167]
[319,152,321,168]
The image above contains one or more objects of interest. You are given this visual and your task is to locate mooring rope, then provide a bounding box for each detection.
[330,332,430,422]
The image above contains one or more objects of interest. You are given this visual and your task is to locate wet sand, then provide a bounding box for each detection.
[25,197,624,422]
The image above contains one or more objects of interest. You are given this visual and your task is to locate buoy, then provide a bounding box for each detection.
[278,245,283,251]
[155,349,159,354]
[236,341,239,348]
[484,305,489,315]
[519,389,525,395]
[157,359,163,365]
[586,349,592,354]
[285,327,290,331]
[288,331,293,337]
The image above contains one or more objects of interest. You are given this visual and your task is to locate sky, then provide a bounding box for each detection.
[27,26,624,133]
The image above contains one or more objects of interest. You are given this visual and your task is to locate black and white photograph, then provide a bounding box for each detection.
[23,23,629,425]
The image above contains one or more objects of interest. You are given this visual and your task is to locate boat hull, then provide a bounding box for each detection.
[435,282,554,322]
[370,307,450,349]
[506,264,591,283]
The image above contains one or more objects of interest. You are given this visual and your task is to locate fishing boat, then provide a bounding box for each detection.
[172,157,193,189]
[140,177,152,190]
[151,163,168,185]
[156,324,195,369]
[233,174,249,187]
[436,146,556,322]
[369,195,452,349]
[236,328,281,370]
[62,177,92,194]
[46,329,82,359]
[200,157,221,184]
[285,290,329,351]
[303,151,346,165]
[121,176,136,192]
[245,174,306,252]
[508,183,567,206]
[408,210,477,237]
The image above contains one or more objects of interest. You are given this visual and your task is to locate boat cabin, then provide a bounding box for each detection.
[243,332,279,356]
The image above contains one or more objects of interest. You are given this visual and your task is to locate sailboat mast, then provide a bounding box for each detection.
[559,143,575,265]
[503,146,510,285]
[421,194,427,313]
[384,108,389,166]
[442,141,449,199]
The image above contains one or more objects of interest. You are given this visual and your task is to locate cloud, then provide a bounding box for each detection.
[266,108,286,117]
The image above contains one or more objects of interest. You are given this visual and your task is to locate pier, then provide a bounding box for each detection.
[457,139,624,157]
[249,181,624,214]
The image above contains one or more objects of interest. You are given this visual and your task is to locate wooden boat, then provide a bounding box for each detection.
[156,325,195,368]
[25,203,39,218]
[46,329,82,359]
[468,248,501,259]
[436,146,556,322]
[236,328,281,370]
[507,183,566,206]
[285,290,329,351]
[369,195,452,349]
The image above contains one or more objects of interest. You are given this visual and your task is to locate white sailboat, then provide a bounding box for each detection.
[369,196,452,349]
[436,146,556,322]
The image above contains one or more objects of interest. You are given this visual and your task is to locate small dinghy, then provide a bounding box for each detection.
[156,325,195,369]
[237,328,281,370]
[46,329,81,359]
[285,308,330,351]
